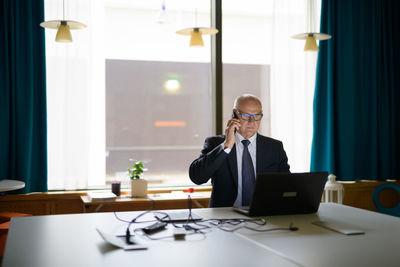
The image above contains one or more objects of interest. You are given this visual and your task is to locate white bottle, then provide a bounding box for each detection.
[324,174,344,204]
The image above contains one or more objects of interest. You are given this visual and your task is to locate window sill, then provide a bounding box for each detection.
[0,185,211,202]
[0,185,212,215]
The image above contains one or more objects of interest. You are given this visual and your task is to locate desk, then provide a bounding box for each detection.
[3,203,400,267]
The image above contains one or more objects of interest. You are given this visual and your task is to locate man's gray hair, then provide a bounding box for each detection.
[233,94,262,110]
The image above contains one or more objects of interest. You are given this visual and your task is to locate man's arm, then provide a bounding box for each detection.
[189,115,240,185]
[278,141,290,172]
[189,136,228,185]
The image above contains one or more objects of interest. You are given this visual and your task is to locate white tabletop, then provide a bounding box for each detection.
[3,203,400,267]
[0,179,25,192]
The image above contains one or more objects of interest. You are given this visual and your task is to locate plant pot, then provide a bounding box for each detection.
[131,179,147,198]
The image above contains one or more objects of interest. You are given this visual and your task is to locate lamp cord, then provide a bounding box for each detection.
[307,0,316,32]
[194,8,198,27]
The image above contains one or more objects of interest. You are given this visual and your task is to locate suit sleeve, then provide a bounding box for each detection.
[189,137,229,185]
[278,141,290,172]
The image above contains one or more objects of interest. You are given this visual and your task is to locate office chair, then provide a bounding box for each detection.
[372,183,400,217]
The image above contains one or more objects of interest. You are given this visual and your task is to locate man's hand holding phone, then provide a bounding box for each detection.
[223,111,240,149]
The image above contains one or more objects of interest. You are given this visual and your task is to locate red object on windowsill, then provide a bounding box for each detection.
[184,188,194,193]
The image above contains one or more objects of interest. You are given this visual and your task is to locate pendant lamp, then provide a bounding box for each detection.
[291,0,331,51]
[176,9,218,47]
[40,0,86,43]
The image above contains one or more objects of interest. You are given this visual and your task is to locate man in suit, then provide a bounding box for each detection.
[189,94,290,207]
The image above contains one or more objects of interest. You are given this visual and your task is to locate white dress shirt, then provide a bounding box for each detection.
[222,133,257,207]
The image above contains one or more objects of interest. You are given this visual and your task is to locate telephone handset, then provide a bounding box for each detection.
[232,111,238,133]
[232,111,238,119]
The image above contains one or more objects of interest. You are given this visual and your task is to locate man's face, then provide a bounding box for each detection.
[236,99,262,139]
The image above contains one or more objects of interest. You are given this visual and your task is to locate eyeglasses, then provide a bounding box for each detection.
[236,111,263,121]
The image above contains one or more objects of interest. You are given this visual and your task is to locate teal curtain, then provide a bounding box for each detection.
[0,0,47,192]
[311,0,400,180]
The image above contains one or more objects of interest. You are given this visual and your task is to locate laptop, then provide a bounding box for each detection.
[233,172,328,216]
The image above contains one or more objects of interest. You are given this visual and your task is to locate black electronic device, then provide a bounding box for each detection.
[232,111,238,119]
[233,172,328,217]
[142,222,167,234]
[232,111,238,133]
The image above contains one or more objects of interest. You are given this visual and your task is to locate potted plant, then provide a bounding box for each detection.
[128,161,148,198]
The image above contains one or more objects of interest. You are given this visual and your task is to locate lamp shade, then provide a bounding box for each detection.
[55,22,72,42]
[176,27,218,47]
[190,30,204,46]
[292,32,331,51]
[304,36,318,51]
[40,20,86,43]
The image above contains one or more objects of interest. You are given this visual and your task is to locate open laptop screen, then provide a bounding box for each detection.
[234,172,328,217]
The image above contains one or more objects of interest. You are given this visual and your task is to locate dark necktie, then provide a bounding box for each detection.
[242,139,255,206]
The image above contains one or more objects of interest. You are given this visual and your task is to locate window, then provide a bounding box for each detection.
[104,1,213,187]
[45,0,319,190]
[222,0,319,172]
[46,0,215,189]
[222,0,273,136]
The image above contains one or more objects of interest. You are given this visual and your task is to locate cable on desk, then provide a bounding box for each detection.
[132,227,206,241]
[206,217,266,226]
[113,193,297,244]
[146,195,210,240]
[151,210,210,239]
[124,198,157,244]
[151,194,206,228]
[99,198,157,224]
[207,218,298,233]
[182,195,211,230]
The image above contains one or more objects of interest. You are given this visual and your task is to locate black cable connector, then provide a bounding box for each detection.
[126,228,134,244]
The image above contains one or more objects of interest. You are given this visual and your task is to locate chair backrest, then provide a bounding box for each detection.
[372,183,400,217]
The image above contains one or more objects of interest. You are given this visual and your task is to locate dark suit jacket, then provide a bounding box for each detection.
[189,134,290,207]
